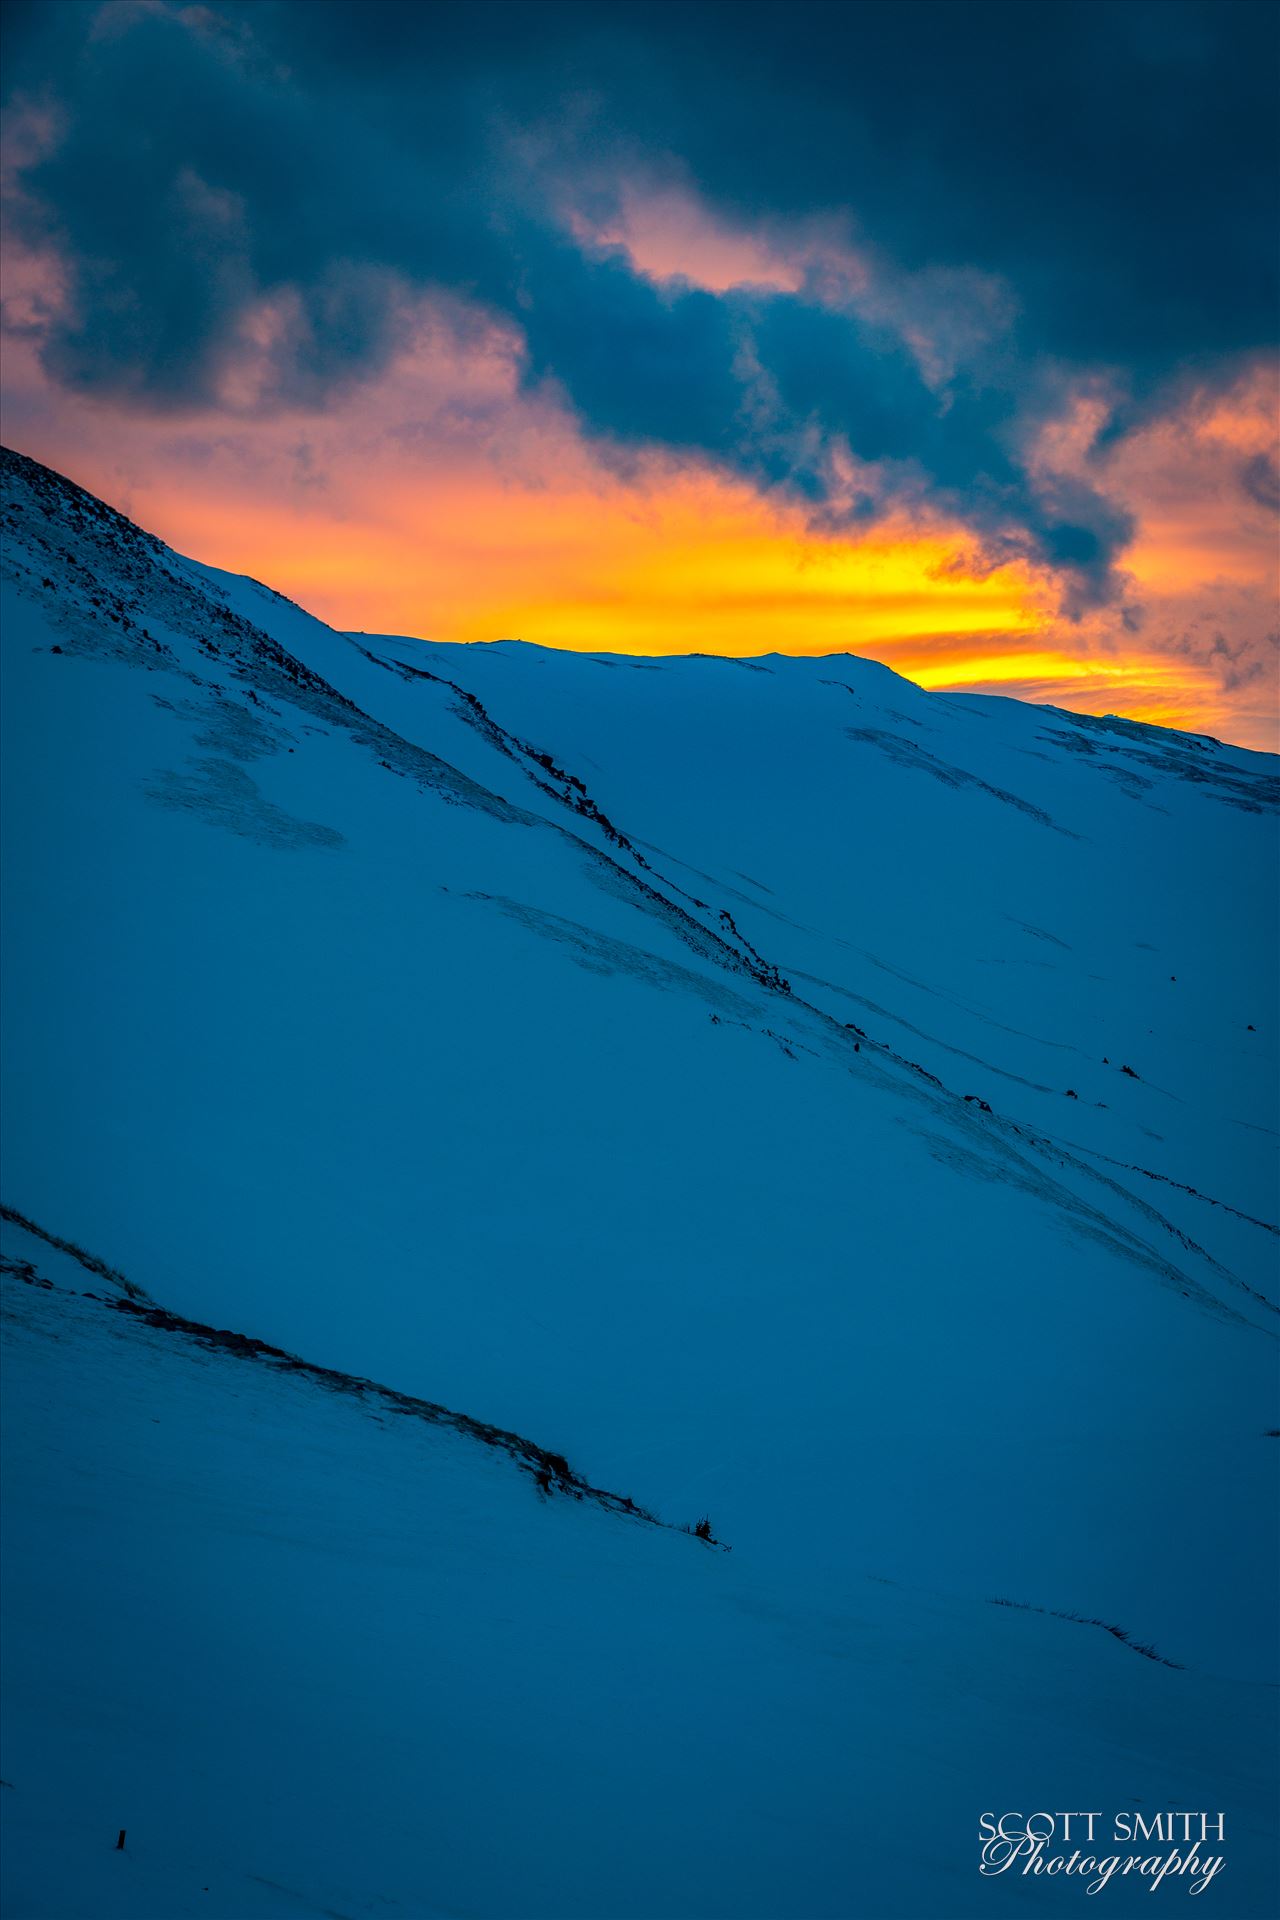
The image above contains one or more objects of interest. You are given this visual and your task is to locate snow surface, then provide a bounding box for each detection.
[1,445,1277,1917]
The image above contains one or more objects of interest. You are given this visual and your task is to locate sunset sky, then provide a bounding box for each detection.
[2,0,1276,748]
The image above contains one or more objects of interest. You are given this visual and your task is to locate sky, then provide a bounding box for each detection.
[1,0,1277,748]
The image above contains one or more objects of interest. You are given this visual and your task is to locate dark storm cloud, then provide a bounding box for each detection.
[3,0,1274,603]
[1240,452,1280,514]
[248,0,1277,373]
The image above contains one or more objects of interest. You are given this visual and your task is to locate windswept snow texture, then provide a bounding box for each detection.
[2,445,1277,1918]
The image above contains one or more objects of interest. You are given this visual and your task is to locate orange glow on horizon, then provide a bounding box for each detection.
[131,462,1048,661]
[15,432,1274,753]
[3,318,1275,754]
[141,475,1264,747]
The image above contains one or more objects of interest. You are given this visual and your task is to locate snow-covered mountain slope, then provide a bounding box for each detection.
[2,444,1277,1917]
[3,1220,1272,1920]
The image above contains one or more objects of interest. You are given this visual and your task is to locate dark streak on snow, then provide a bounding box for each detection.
[989,1596,1184,1670]
[1057,1146,1280,1240]
[0,1209,722,1547]
[145,758,345,851]
[1039,710,1278,815]
[0,1203,150,1300]
[845,726,1076,836]
[355,642,793,995]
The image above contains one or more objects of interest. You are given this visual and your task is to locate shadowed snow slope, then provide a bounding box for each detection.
[2,445,1277,1918]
